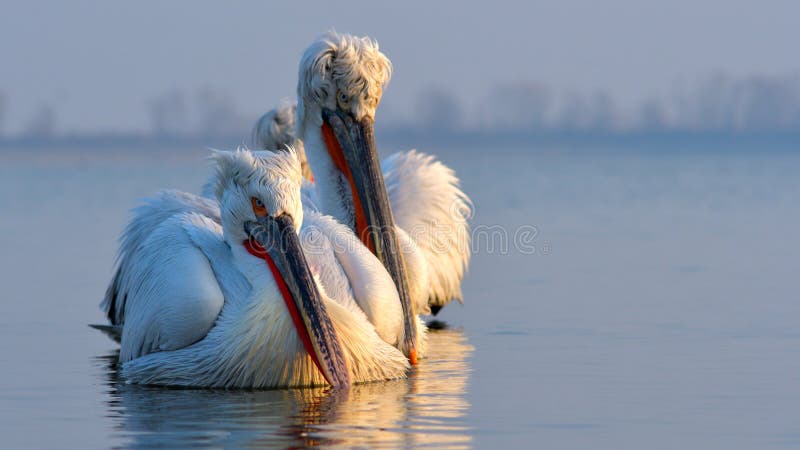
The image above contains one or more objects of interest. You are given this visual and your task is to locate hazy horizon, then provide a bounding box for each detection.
[2,0,799,136]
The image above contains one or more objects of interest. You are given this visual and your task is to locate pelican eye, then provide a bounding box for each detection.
[251,197,268,217]
[337,91,349,108]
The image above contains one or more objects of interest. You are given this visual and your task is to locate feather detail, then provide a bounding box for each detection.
[383,150,473,308]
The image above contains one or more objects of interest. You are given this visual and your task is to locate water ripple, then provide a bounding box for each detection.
[97,329,474,449]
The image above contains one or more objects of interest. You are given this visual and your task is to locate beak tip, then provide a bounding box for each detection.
[409,348,418,366]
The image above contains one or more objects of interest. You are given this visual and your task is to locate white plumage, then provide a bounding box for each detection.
[102,191,221,329]
[299,210,430,354]
[381,150,472,309]
[99,149,409,388]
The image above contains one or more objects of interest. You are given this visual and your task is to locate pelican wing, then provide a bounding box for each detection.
[102,190,220,325]
[382,150,473,309]
[102,191,230,362]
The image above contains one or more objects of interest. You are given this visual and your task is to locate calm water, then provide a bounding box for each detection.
[1,142,799,448]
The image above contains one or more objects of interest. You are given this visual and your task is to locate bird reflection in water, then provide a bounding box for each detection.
[98,328,473,448]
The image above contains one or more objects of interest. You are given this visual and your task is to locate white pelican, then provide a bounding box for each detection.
[201,103,318,205]
[97,149,408,388]
[294,32,472,324]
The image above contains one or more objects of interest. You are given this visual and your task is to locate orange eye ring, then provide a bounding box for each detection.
[251,197,268,217]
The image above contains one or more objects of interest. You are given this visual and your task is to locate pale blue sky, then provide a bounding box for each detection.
[1,0,798,133]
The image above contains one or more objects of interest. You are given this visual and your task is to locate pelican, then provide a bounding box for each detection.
[293,32,472,320]
[97,149,409,388]
[200,103,313,200]
[251,101,313,182]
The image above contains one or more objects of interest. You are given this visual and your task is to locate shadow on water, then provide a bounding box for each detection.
[95,329,474,448]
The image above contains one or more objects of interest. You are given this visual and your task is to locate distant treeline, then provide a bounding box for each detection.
[3,129,799,154]
[412,73,800,134]
[2,73,800,140]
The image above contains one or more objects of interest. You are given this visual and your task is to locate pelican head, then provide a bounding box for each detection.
[211,148,350,387]
[211,148,305,245]
[251,102,313,181]
[296,32,391,136]
[296,32,419,363]
[252,102,298,151]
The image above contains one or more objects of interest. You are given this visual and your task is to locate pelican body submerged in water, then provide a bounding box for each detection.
[98,149,409,388]
[95,32,470,386]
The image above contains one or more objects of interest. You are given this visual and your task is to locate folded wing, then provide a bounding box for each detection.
[101,191,228,362]
[382,150,473,310]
